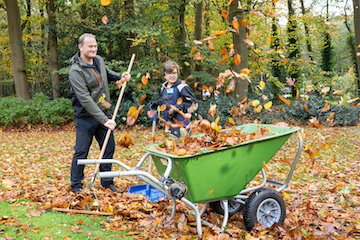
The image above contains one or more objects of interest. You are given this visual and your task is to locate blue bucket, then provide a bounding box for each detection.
[128,184,166,202]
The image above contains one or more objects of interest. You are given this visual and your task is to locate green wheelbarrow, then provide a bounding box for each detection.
[78,123,304,238]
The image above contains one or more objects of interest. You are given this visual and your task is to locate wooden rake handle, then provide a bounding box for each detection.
[89,54,136,187]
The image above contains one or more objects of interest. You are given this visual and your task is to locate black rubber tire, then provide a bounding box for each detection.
[244,188,286,231]
[209,198,244,215]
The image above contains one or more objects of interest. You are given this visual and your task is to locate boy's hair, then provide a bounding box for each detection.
[163,60,180,75]
[78,33,96,45]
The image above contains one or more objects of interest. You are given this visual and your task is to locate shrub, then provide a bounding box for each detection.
[0,93,73,127]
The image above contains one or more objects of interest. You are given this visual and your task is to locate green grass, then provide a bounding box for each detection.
[0,201,132,240]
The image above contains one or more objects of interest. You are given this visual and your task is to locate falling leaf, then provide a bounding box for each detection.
[240,68,250,75]
[251,100,260,107]
[208,104,217,117]
[303,104,308,111]
[194,82,199,88]
[259,80,265,89]
[227,0,233,6]
[226,79,235,93]
[244,39,254,46]
[101,15,108,24]
[137,83,142,89]
[321,102,330,112]
[278,95,291,106]
[273,0,280,3]
[327,112,335,121]
[347,97,359,103]
[177,97,183,105]
[100,0,111,6]
[283,58,289,65]
[212,30,228,37]
[190,46,198,55]
[138,94,147,104]
[254,105,263,113]
[332,90,343,95]
[309,116,321,128]
[232,17,239,32]
[264,101,272,110]
[159,104,167,111]
[117,133,134,148]
[321,87,330,94]
[228,118,235,125]
[193,52,202,62]
[141,75,149,86]
[230,106,238,117]
[221,10,228,19]
[234,53,241,65]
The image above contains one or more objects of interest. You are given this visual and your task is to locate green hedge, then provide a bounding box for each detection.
[0,93,73,127]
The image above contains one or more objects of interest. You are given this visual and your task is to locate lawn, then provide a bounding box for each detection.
[0,124,359,239]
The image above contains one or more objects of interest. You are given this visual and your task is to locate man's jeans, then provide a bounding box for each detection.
[71,117,115,189]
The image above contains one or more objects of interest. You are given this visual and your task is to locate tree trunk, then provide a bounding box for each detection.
[353,0,360,95]
[194,0,203,72]
[299,0,313,60]
[4,0,30,99]
[229,1,248,100]
[47,0,60,99]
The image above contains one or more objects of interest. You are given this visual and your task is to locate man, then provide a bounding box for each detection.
[69,33,130,193]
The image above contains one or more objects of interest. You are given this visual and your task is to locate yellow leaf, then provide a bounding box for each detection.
[282,192,291,200]
[100,0,111,6]
[252,100,260,107]
[259,80,265,89]
[264,101,272,110]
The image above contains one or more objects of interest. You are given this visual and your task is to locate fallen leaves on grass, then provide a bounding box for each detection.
[0,124,359,239]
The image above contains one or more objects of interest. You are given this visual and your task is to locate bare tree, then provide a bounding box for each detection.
[4,0,30,99]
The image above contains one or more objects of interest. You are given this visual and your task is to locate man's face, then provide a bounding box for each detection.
[79,36,97,59]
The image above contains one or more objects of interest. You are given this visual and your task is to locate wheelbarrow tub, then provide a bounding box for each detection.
[145,124,300,203]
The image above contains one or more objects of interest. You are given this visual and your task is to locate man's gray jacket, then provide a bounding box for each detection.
[69,53,121,125]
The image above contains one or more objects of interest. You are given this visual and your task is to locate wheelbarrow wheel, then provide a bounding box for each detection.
[244,188,285,231]
[209,198,243,215]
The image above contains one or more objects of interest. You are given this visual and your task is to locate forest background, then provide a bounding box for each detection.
[0,0,359,128]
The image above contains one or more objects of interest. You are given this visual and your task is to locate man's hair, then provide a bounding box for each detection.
[163,60,179,75]
[78,33,96,45]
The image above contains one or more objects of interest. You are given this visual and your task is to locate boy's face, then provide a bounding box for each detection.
[164,68,178,85]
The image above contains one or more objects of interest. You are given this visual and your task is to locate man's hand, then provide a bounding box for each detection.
[104,119,117,131]
[121,72,131,81]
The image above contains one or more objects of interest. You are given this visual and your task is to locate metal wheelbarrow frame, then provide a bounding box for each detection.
[78,124,303,239]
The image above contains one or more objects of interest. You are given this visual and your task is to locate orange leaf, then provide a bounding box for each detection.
[232,17,239,32]
[208,86,213,93]
[194,82,198,88]
[177,97,183,105]
[303,104,308,111]
[228,117,235,125]
[227,0,233,6]
[283,58,289,65]
[254,105,263,113]
[321,102,330,112]
[208,104,217,117]
[230,106,238,117]
[327,112,335,121]
[221,10,228,19]
[138,94,147,104]
[190,46,198,55]
[193,52,202,61]
[152,69,161,75]
[202,85,208,91]
[159,104,167,111]
[101,15,108,24]
[137,83,142,89]
[240,68,250,75]
[141,75,148,86]
[100,0,111,6]
[226,79,235,94]
[212,30,228,37]
[279,95,291,106]
[234,53,241,66]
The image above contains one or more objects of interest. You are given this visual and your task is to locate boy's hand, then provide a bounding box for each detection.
[147,110,157,118]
